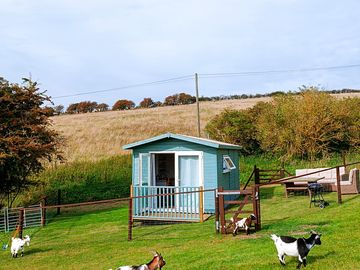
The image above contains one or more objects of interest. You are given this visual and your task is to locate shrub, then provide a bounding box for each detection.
[205,108,262,155]
[112,99,135,110]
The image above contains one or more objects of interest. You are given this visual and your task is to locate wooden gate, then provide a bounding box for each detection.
[216,186,260,234]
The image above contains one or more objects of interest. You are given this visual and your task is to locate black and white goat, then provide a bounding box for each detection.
[111,252,166,270]
[10,235,30,258]
[271,231,322,269]
[230,214,256,236]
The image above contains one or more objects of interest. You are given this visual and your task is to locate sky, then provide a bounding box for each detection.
[1,0,360,108]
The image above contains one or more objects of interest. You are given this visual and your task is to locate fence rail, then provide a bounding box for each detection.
[0,205,42,233]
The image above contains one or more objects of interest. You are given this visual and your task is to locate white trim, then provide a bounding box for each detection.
[223,155,236,173]
[139,153,150,186]
[174,151,204,187]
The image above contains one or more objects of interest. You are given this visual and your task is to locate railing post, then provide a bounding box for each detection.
[336,166,342,204]
[18,208,24,239]
[218,186,226,234]
[128,197,133,241]
[214,189,219,233]
[199,186,204,222]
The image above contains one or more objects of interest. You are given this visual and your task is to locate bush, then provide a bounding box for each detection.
[206,87,360,160]
[205,108,262,155]
[20,155,132,205]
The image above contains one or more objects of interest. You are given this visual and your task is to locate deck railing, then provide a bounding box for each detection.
[132,186,202,221]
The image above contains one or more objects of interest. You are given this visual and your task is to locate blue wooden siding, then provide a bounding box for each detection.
[130,138,240,214]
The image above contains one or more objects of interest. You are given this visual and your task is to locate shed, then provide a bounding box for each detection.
[123,132,241,222]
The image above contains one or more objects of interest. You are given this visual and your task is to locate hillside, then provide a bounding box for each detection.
[51,93,360,162]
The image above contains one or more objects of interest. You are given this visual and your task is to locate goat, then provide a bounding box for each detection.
[111,252,166,270]
[10,235,30,258]
[271,231,321,269]
[230,214,256,236]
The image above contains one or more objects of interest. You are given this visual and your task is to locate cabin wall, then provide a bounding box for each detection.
[217,149,240,202]
[130,138,240,214]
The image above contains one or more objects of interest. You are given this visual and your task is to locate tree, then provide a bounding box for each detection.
[112,99,135,110]
[53,105,64,115]
[139,98,155,108]
[163,92,196,106]
[66,103,79,114]
[77,101,98,113]
[205,107,262,155]
[96,103,109,112]
[0,77,63,206]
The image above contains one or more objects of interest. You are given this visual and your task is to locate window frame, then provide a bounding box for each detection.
[222,155,236,173]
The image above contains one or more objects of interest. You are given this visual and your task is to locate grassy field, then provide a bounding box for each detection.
[51,93,360,162]
[1,186,360,270]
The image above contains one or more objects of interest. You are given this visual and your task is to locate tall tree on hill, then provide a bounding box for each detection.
[66,103,79,114]
[139,97,155,108]
[96,103,109,112]
[0,77,63,207]
[164,92,196,106]
[112,99,135,110]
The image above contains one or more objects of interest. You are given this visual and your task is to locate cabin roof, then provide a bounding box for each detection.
[122,132,242,150]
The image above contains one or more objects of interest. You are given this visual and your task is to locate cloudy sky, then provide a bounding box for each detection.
[1,0,360,107]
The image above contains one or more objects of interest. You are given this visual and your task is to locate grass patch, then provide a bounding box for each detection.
[1,186,360,269]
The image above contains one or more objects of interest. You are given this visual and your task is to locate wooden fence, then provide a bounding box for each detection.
[216,186,260,235]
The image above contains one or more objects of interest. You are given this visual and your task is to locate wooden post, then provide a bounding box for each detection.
[254,165,260,184]
[218,187,226,234]
[214,189,219,233]
[336,166,342,204]
[18,208,24,239]
[128,197,133,241]
[195,73,201,137]
[40,197,47,226]
[199,186,204,222]
[256,185,261,230]
[57,189,61,215]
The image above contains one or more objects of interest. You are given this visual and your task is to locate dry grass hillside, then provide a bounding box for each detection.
[52,93,360,162]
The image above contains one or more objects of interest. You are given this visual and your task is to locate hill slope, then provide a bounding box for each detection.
[52,93,360,162]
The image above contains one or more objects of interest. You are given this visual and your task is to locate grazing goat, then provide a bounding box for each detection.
[111,252,166,270]
[271,231,321,269]
[10,235,30,258]
[231,214,256,236]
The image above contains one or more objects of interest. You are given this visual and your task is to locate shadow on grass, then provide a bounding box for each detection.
[308,251,336,263]
[25,247,52,256]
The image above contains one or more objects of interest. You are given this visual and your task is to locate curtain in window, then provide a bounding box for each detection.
[179,156,199,187]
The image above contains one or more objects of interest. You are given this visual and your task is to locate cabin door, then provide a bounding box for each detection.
[175,152,203,212]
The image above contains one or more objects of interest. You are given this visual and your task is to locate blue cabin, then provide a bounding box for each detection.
[123,133,241,222]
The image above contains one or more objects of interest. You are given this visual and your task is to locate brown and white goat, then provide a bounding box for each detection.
[111,252,166,270]
[231,214,256,236]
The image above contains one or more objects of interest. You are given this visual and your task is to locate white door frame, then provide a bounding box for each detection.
[148,151,204,187]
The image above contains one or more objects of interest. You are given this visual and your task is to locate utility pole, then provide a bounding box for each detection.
[195,73,201,137]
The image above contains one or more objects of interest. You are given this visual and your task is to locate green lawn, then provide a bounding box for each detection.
[1,186,360,270]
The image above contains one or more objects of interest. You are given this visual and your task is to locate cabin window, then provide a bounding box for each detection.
[223,155,236,173]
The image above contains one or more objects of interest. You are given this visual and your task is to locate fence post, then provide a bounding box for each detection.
[255,185,261,230]
[128,197,133,241]
[336,166,342,204]
[214,189,219,233]
[57,189,61,215]
[40,197,47,226]
[18,208,24,239]
[218,186,226,234]
[254,165,260,184]
[199,186,204,222]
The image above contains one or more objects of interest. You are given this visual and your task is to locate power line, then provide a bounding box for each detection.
[199,64,360,78]
[52,75,193,99]
[51,63,360,100]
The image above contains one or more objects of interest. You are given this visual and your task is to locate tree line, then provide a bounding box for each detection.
[53,88,360,115]
[205,86,360,160]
